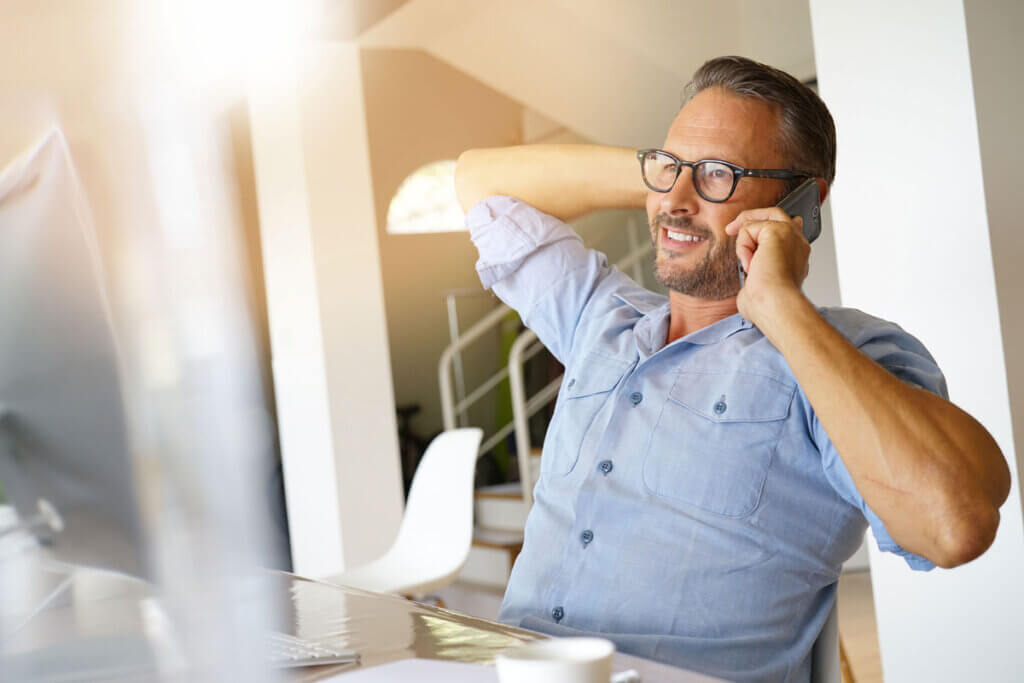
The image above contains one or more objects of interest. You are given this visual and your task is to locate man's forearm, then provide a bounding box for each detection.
[757,289,1010,568]
[454,145,646,220]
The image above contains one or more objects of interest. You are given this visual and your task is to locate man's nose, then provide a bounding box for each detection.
[659,166,700,216]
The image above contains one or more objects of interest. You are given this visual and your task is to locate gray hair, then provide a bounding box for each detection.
[683,56,836,187]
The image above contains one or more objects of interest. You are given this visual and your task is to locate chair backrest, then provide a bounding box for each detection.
[811,597,841,683]
[388,428,482,572]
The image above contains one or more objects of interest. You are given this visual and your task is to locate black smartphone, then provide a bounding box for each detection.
[737,178,821,287]
[777,178,822,244]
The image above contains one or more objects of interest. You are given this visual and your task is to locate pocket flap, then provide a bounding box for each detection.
[668,371,795,422]
[564,353,632,399]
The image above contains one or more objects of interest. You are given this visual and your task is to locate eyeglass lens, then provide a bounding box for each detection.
[641,151,735,200]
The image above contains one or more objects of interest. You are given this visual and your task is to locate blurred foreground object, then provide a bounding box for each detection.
[0,130,145,577]
[0,87,283,683]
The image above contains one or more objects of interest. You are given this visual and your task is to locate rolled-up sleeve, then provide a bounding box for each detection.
[467,196,613,363]
[813,308,949,571]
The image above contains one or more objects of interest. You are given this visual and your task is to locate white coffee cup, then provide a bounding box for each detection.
[495,637,615,683]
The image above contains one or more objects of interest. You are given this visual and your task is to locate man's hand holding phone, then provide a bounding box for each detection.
[725,205,812,329]
[727,177,822,330]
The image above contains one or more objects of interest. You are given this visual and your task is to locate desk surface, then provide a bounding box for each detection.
[1,555,717,682]
[279,573,717,682]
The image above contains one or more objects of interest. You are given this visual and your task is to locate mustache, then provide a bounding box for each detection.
[649,214,713,240]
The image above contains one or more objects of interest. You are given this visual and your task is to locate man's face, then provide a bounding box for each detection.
[647,88,789,299]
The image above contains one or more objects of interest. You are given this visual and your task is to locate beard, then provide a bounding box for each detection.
[649,214,740,300]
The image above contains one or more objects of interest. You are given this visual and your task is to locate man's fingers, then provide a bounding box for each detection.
[725,207,793,235]
[733,218,790,244]
[733,218,808,273]
[735,224,757,273]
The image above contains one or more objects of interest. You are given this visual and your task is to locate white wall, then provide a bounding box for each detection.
[361,48,525,441]
[359,0,817,149]
[810,1,1024,680]
[963,0,1024,528]
[249,43,404,577]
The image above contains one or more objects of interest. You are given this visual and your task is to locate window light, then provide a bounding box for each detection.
[386,160,465,235]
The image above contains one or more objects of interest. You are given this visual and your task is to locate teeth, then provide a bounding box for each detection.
[666,230,707,243]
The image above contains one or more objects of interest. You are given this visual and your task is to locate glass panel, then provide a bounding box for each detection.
[642,151,678,191]
[695,161,735,200]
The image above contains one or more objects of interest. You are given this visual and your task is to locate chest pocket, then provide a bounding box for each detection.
[643,370,795,517]
[543,352,632,477]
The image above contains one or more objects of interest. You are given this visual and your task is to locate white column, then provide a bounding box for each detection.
[248,43,403,577]
[809,2,1024,681]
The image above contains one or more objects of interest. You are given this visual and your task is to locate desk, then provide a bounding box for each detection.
[1,558,718,681]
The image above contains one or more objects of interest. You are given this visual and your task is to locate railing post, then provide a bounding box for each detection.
[439,345,457,431]
[438,302,512,432]
[445,292,468,427]
[508,329,538,508]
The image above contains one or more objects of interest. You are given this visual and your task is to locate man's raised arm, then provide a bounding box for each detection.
[726,208,1011,568]
[454,145,646,220]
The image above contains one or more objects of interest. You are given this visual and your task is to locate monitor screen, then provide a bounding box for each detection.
[0,129,146,577]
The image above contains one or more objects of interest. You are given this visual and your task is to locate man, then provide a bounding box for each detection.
[455,56,1009,681]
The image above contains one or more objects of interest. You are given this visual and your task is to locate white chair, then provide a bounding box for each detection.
[325,427,482,598]
[811,598,844,683]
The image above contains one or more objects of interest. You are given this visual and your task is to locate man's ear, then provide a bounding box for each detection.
[816,178,829,204]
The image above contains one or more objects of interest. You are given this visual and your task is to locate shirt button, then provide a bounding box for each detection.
[567,378,576,389]
[714,395,727,415]
[581,529,594,546]
[630,391,643,405]
[552,606,564,622]
[598,460,613,475]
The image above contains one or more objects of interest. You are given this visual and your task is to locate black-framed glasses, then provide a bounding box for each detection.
[637,149,813,203]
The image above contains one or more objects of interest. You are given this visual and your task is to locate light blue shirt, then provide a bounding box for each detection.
[467,196,947,682]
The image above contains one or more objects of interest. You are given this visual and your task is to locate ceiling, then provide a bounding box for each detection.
[337,0,816,148]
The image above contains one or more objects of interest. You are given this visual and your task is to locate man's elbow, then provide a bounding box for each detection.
[930,435,1010,568]
[931,502,1001,568]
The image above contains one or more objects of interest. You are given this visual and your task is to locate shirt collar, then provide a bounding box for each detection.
[679,312,754,345]
[613,292,669,358]
[613,291,755,352]
[612,291,666,315]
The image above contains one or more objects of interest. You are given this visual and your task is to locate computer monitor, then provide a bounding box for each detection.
[0,128,146,576]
